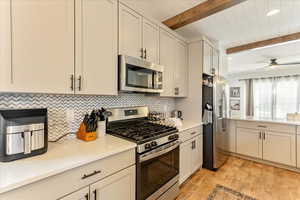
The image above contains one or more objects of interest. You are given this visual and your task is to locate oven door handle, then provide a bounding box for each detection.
[139,141,180,163]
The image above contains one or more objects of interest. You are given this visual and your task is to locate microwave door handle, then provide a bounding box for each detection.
[24,131,32,154]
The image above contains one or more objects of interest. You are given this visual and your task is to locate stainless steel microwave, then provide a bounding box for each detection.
[119,55,163,93]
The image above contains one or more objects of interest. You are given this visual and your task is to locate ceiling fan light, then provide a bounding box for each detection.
[266,9,280,16]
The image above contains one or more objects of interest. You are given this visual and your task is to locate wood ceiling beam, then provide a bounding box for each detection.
[162,0,247,30]
[227,32,300,54]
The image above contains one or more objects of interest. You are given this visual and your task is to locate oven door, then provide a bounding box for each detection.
[137,141,179,200]
[119,55,163,93]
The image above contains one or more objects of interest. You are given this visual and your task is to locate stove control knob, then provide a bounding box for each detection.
[145,143,151,149]
[151,141,158,147]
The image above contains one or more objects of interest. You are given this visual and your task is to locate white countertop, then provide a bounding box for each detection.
[229,116,300,126]
[0,135,136,194]
[178,120,203,131]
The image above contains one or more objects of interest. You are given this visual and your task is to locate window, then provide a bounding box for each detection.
[252,76,300,119]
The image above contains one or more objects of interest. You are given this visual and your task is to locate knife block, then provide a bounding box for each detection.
[77,122,97,142]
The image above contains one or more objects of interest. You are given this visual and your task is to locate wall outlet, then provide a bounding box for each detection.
[66,109,75,123]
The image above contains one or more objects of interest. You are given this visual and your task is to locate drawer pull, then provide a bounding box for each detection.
[257,125,267,128]
[82,170,101,180]
[85,193,89,200]
[190,132,197,135]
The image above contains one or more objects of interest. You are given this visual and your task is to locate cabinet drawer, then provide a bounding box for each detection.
[0,149,135,200]
[236,121,296,134]
[179,126,202,143]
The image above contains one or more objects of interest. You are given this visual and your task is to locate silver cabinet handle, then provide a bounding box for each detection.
[70,74,74,91]
[81,170,101,180]
[175,87,179,95]
[144,48,147,59]
[257,125,267,128]
[140,48,144,59]
[93,189,97,200]
[259,131,262,139]
[263,132,266,140]
[78,76,82,91]
[85,193,89,200]
[190,131,196,135]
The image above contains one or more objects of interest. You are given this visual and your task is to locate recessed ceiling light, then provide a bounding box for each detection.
[266,9,280,16]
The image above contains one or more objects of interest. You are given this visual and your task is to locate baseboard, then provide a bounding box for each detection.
[227,152,300,173]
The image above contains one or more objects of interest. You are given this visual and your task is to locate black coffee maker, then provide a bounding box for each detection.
[0,108,48,162]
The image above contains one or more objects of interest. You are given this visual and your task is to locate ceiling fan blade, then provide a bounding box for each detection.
[278,62,300,65]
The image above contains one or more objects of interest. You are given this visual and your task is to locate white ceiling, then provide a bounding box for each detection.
[122,0,300,73]
[124,0,300,48]
[228,40,300,73]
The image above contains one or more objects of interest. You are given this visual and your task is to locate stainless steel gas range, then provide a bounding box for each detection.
[107,106,179,200]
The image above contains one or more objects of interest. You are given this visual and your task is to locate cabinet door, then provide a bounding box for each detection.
[212,49,219,76]
[119,3,142,59]
[90,165,135,200]
[9,0,74,94]
[174,40,188,97]
[0,0,11,91]
[191,135,203,173]
[202,41,213,75]
[179,140,192,185]
[75,0,117,95]
[263,131,296,167]
[297,136,300,168]
[59,187,89,200]
[142,18,159,63]
[236,128,262,159]
[159,29,176,97]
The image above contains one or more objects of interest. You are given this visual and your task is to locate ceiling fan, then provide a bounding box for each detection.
[265,58,300,68]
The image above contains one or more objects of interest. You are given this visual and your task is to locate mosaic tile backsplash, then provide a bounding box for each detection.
[0,93,175,141]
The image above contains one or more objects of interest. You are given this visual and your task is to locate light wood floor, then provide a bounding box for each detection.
[177,156,300,200]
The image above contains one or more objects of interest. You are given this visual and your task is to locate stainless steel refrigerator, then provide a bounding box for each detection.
[202,74,229,170]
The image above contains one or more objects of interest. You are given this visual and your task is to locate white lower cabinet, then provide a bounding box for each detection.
[59,187,89,200]
[179,127,203,185]
[236,123,297,167]
[297,135,300,168]
[0,149,135,200]
[236,128,262,159]
[263,131,296,167]
[60,166,135,200]
[90,166,135,200]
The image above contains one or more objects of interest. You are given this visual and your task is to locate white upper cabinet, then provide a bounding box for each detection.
[0,0,11,91]
[212,49,219,76]
[142,18,159,63]
[75,0,118,95]
[160,29,188,97]
[119,3,143,59]
[3,0,75,94]
[175,40,188,97]
[203,41,213,75]
[159,29,176,97]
